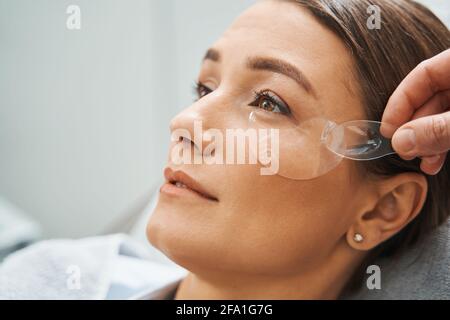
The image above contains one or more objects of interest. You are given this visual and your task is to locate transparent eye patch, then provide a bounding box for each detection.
[170,107,397,180]
[248,108,397,180]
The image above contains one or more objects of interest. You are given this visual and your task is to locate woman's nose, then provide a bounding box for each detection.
[169,100,222,158]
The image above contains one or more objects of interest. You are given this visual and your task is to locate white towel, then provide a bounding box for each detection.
[0,234,187,300]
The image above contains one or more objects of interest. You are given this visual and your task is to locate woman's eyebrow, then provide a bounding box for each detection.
[247,56,316,97]
[203,48,221,62]
[202,48,316,97]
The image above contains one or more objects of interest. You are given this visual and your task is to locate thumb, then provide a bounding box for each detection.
[392,111,450,158]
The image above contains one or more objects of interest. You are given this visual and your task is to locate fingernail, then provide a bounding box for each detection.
[395,129,416,153]
[423,154,441,165]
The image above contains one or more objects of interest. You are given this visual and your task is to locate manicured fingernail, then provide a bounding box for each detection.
[395,129,416,153]
[423,154,441,165]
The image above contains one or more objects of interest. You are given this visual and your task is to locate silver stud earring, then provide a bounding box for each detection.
[353,233,364,243]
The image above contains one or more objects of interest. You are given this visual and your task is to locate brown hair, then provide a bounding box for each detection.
[286,0,450,292]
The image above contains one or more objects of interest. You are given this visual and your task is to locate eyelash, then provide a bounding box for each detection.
[193,81,292,116]
[193,81,211,100]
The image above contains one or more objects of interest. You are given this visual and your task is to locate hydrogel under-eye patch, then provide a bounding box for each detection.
[248,108,397,180]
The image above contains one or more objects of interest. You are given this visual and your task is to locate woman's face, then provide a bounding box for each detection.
[148,0,370,277]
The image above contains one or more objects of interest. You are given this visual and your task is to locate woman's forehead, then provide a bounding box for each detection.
[221,0,348,61]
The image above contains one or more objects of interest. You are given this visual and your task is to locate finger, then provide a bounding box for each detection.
[420,153,447,175]
[381,49,450,137]
[391,111,450,158]
[411,89,450,120]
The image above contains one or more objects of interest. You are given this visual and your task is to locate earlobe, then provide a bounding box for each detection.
[346,172,428,251]
[353,233,364,243]
[346,223,382,251]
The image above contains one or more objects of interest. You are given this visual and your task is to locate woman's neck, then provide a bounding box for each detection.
[174,250,364,300]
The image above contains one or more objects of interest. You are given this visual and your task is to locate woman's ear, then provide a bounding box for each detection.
[346,172,428,250]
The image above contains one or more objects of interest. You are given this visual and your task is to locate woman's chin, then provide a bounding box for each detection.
[146,210,211,269]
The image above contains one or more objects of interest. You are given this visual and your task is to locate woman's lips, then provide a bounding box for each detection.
[160,167,219,202]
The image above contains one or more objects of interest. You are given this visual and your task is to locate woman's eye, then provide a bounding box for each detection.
[194,82,213,100]
[193,84,291,116]
[249,91,291,115]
